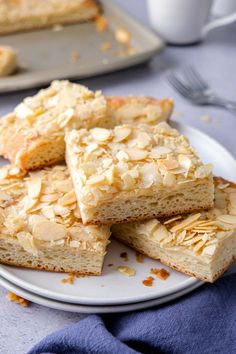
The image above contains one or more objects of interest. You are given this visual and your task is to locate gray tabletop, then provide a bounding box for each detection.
[0,1,236,353]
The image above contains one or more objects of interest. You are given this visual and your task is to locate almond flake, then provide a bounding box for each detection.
[32,218,67,241]
[117,266,136,277]
[17,231,38,256]
[178,155,192,171]
[87,175,105,185]
[164,216,182,225]
[217,214,236,225]
[163,172,176,187]
[27,177,42,199]
[125,148,148,161]
[114,127,131,142]
[161,159,179,170]
[149,146,172,158]
[91,128,111,142]
[170,213,201,233]
[195,164,212,178]
[59,191,77,206]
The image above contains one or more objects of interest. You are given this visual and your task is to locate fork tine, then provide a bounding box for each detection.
[168,74,191,98]
[185,66,208,90]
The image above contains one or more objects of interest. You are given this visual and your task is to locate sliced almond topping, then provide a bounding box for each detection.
[27,177,42,199]
[163,172,176,187]
[59,191,77,206]
[116,150,129,162]
[149,146,172,158]
[178,155,192,171]
[32,218,67,241]
[114,127,131,142]
[217,214,236,225]
[117,266,136,277]
[91,128,111,142]
[195,164,212,178]
[161,159,179,170]
[125,148,148,161]
[164,216,182,225]
[170,213,201,233]
[17,231,38,256]
[87,175,106,185]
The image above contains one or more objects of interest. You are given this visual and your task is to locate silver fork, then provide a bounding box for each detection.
[168,66,236,115]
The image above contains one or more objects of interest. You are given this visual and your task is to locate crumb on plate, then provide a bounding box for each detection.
[117,266,136,277]
[150,268,170,280]
[136,252,144,263]
[142,276,154,287]
[120,251,129,261]
[95,15,108,32]
[7,291,29,307]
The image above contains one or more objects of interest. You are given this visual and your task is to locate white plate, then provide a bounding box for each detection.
[0,275,203,314]
[0,123,236,305]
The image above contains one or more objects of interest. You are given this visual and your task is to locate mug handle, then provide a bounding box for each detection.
[202,12,236,37]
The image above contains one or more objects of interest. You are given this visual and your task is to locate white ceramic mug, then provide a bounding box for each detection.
[213,0,236,16]
[147,0,236,45]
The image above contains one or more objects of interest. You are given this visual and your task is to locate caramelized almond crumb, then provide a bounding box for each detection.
[120,251,129,261]
[142,276,154,287]
[7,291,29,307]
[117,266,136,277]
[115,27,132,44]
[136,252,144,263]
[61,272,76,284]
[150,268,170,280]
[95,15,108,32]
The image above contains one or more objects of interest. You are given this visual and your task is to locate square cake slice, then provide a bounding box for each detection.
[66,122,214,225]
[0,165,110,275]
[0,80,173,171]
[0,0,100,35]
[0,80,110,171]
[112,177,236,282]
[107,96,174,126]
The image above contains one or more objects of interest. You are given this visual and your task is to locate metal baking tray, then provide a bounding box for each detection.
[0,0,164,93]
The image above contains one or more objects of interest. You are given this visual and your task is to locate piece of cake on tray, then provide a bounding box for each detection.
[112,177,236,282]
[0,80,173,171]
[0,165,110,275]
[66,121,214,225]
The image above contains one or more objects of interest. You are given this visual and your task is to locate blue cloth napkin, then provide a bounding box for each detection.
[29,274,236,354]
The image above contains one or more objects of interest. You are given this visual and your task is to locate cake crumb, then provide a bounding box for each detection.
[120,251,129,262]
[115,27,132,44]
[142,276,154,287]
[52,24,63,32]
[201,114,211,123]
[95,15,108,32]
[61,272,86,284]
[107,263,114,267]
[71,51,80,63]
[7,292,29,307]
[136,252,144,263]
[150,268,170,280]
[117,266,136,277]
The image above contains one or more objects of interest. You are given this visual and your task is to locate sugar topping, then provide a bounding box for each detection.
[0,165,110,256]
[66,122,213,207]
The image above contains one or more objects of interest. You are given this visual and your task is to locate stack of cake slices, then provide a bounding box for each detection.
[0,80,235,282]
